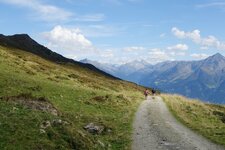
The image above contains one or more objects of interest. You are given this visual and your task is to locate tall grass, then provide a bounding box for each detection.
[162,94,225,146]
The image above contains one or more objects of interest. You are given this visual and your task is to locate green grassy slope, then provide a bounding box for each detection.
[0,45,145,150]
[162,94,225,146]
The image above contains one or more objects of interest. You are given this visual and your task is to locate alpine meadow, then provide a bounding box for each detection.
[1,0,225,150]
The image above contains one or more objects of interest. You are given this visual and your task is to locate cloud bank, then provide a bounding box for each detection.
[172,27,225,50]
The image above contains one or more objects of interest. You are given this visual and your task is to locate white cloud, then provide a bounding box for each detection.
[42,26,120,62]
[123,46,145,52]
[147,49,172,63]
[217,43,225,50]
[201,36,225,50]
[0,0,72,22]
[171,27,186,39]
[172,27,225,50]
[167,44,188,51]
[100,49,114,58]
[0,0,105,23]
[42,25,95,55]
[190,53,209,59]
[171,27,201,43]
[64,54,77,60]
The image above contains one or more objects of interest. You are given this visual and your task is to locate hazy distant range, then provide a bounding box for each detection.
[81,53,225,104]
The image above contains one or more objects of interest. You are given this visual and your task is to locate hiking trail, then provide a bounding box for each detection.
[132,96,225,150]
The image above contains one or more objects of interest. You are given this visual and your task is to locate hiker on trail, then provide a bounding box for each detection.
[152,88,156,96]
[144,89,149,99]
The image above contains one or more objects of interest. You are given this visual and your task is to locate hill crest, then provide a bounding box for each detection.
[0,33,117,79]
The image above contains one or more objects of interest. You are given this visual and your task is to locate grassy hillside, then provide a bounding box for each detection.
[162,94,225,146]
[0,45,145,150]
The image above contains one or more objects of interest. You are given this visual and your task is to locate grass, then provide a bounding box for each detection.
[162,94,225,146]
[0,45,146,149]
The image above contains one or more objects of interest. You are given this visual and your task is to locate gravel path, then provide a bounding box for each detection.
[132,96,225,150]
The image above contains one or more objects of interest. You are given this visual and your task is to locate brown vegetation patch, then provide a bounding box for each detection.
[68,73,79,79]
[213,110,225,123]
[55,75,69,80]
[92,95,111,102]
[0,93,59,116]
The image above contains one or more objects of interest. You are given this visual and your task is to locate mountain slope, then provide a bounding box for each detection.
[0,35,146,149]
[115,60,152,81]
[0,34,117,79]
[139,53,225,103]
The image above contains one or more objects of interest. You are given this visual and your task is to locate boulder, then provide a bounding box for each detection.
[52,119,70,126]
[52,119,63,126]
[83,123,104,134]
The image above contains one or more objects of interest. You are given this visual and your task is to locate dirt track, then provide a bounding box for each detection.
[132,96,225,150]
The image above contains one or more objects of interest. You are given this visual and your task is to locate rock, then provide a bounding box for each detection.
[83,123,105,134]
[52,119,70,126]
[40,129,46,134]
[94,125,104,133]
[50,109,58,116]
[52,119,63,126]
[40,120,51,129]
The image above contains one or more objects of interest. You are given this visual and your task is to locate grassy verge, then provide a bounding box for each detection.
[0,46,145,149]
[162,94,225,146]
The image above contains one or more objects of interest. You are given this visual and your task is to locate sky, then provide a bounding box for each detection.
[1,0,225,64]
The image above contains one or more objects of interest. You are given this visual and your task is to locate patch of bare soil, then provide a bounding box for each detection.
[0,93,59,116]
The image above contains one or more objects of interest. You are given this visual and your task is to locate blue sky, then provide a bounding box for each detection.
[1,0,225,64]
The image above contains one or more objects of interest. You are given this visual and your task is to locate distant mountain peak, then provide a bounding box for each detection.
[80,58,89,62]
[205,53,225,62]
[212,53,224,58]
[80,59,101,65]
[209,53,225,59]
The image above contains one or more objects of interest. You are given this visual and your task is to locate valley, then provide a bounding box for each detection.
[81,54,225,104]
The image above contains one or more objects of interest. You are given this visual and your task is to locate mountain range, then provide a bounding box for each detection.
[1,33,224,104]
[81,54,225,104]
[80,59,152,83]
